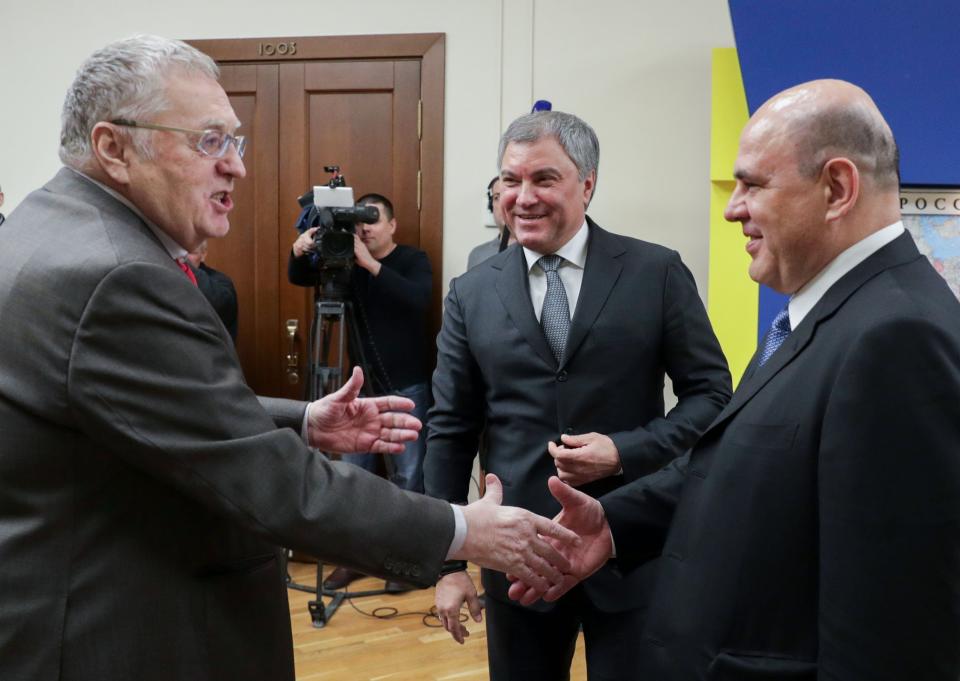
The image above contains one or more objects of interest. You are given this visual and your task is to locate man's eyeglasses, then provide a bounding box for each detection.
[110,119,246,159]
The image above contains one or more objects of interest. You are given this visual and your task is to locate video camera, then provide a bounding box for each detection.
[296,166,380,278]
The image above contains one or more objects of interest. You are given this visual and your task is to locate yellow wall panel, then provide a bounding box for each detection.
[710,48,749,182]
[708,181,756,384]
[709,47,755,386]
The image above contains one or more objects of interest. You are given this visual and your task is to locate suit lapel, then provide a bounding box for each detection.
[706,231,924,433]
[493,246,556,367]
[562,221,624,369]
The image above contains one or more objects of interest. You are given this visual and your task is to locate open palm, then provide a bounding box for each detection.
[306,367,421,454]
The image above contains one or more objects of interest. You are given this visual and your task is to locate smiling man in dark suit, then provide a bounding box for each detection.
[0,35,581,681]
[512,80,960,681]
[425,110,732,679]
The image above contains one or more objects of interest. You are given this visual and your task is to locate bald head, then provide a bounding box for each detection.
[754,79,900,191]
[726,80,903,294]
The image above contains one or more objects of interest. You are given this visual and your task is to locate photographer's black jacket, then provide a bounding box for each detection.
[289,244,432,391]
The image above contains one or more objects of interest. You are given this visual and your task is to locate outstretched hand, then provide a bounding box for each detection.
[306,366,421,454]
[451,474,579,592]
[507,476,614,605]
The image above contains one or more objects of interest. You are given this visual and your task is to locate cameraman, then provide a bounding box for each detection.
[289,193,433,591]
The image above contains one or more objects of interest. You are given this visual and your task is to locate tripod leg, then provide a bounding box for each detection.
[297,299,359,627]
[308,560,329,628]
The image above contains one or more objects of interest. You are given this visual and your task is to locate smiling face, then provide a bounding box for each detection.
[724,116,831,294]
[499,137,595,254]
[124,71,246,251]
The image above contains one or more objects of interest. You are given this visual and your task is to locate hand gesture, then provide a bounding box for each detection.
[434,570,482,644]
[306,366,421,453]
[293,227,319,257]
[508,476,613,605]
[450,474,578,591]
[548,432,622,486]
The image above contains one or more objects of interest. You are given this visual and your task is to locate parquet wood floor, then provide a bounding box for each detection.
[287,561,587,680]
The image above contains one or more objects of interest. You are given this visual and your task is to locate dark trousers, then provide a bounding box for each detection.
[484,585,646,681]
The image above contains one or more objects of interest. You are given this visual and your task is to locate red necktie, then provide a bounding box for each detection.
[176,258,199,287]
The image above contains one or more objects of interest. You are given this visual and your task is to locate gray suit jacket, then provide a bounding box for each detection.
[466,235,501,270]
[0,168,454,681]
[426,219,732,612]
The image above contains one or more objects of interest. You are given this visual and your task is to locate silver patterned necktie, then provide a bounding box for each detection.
[538,254,570,363]
[758,306,791,366]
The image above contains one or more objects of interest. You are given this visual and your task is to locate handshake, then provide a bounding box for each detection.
[438,475,613,643]
[306,367,614,642]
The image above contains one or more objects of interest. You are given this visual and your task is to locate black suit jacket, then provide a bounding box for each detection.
[0,169,455,681]
[426,219,732,611]
[602,231,960,680]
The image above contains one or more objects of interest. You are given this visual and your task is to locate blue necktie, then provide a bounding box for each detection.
[538,254,570,363]
[758,306,791,366]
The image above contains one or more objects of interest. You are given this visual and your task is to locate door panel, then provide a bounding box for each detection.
[391,61,422,250]
[307,91,395,202]
[304,60,395,90]
[209,63,282,396]
[277,59,422,400]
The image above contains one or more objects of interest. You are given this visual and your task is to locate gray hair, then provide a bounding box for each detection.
[59,34,219,169]
[497,111,600,185]
[793,105,900,190]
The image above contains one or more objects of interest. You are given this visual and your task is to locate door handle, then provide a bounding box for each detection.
[285,319,299,384]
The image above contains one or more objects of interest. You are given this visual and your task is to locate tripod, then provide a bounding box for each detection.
[283,286,392,628]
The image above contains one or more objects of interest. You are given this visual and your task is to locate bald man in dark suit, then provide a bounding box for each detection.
[514,80,960,681]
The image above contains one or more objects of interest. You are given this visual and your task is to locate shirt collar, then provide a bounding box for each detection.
[523,219,589,272]
[66,167,189,260]
[789,220,905,329]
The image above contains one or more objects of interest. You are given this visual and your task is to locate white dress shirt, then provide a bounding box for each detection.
[523,220,589,320]
[788,221,905,329]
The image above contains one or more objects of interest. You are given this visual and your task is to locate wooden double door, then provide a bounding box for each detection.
[189,34,445,399]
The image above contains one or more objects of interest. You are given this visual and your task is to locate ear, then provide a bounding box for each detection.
[388,217,397,236]
[582,169,597,206]
[821,157,859,222]
[90,122,133,185]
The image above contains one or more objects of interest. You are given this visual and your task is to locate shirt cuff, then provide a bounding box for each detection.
[301,403,311,444]
[445,504,467,559]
